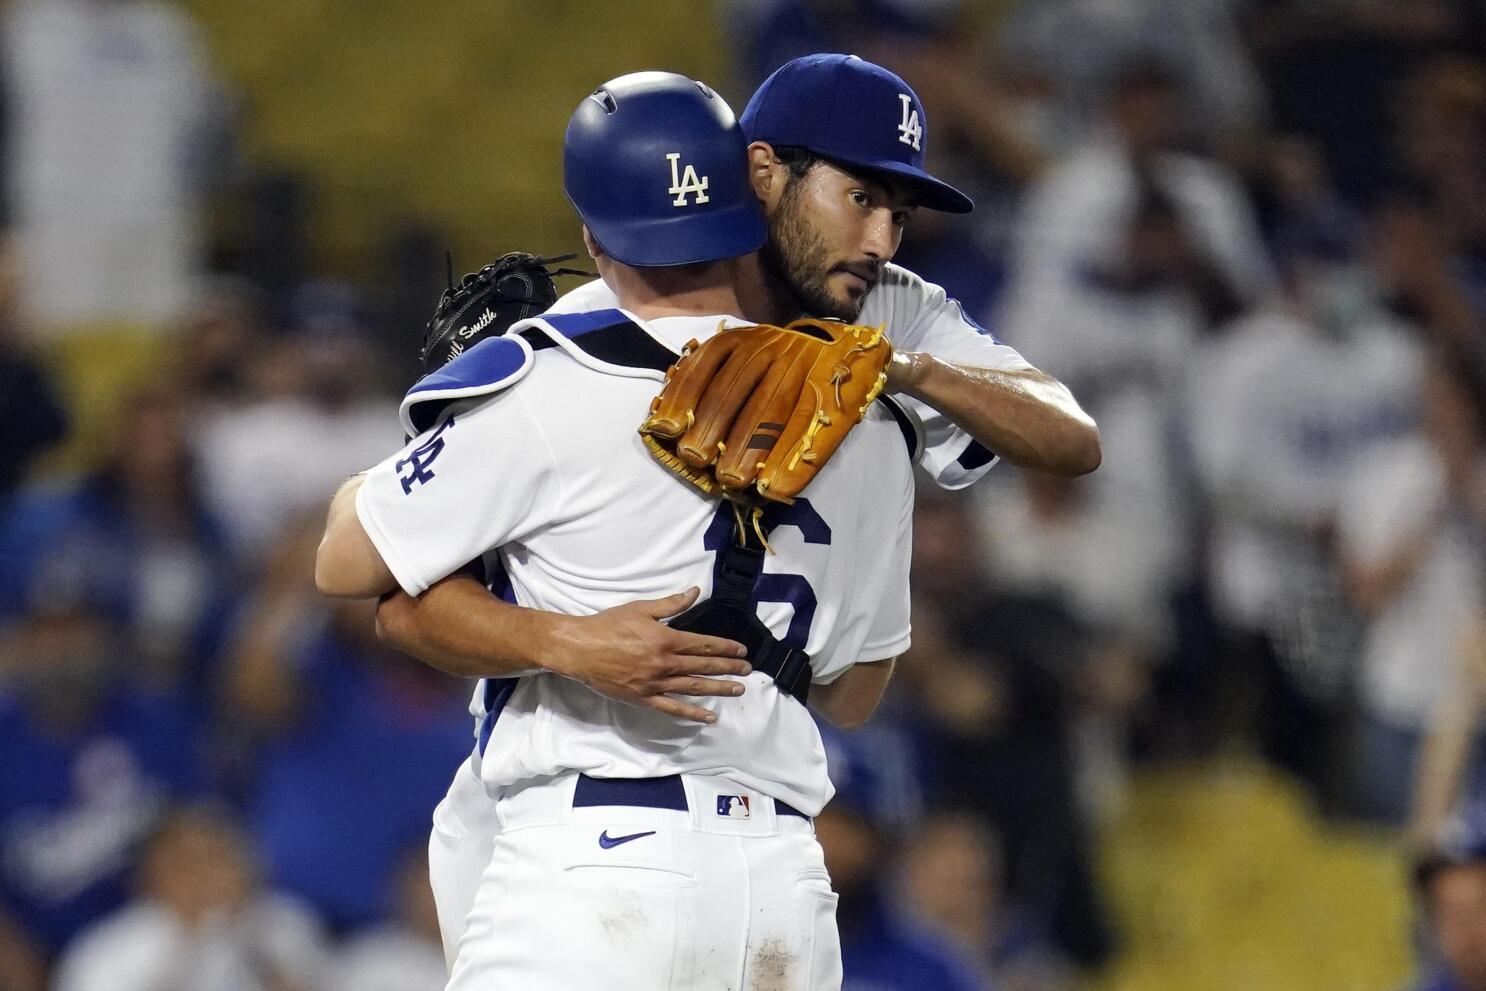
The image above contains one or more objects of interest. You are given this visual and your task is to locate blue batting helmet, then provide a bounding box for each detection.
[564,71,767,268]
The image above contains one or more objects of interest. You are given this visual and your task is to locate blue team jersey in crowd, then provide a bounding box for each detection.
[0,688,204,952]
[249,627,470,930]
[841,889,988,991]
[0,479,235,700]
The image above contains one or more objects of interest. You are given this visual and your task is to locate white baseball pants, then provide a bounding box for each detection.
[435,767,842,990]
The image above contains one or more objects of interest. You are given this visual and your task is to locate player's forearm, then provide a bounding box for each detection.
[376,575,554,679]
[1343,524,1438,616]
[315,475,398,599]
[1409,690,1481,849]
[1409,630,1486,848]
[889,353,1101,477]
[811,657,896,730]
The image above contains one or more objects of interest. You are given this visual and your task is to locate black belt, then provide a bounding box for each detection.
[573,773,808,819]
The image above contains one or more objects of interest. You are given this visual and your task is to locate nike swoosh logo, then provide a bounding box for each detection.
[598,829,657,849]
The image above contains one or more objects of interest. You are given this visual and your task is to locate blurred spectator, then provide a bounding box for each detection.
[999,0,1266,152]
[814,721,987,991]
[1371,194,1484,363]
[1000,56,1275,325]
[899,811,1072,991]
[1258,135,1369,269]
[192,281,396,563]
[1188,240,1422,799]
[0,388,236,699]
[326,845,446,991]
[1338,348,1486,823]
[906,490,1117,967]
[1411,798,1486,991]
[1246,0,1484,207]
[0,0,233,336]
[991,60,1277,676]
[0,239,67,509]
[1391,58,1486,293]
[0,581,205,967]
[222,523,470,931]
[722,0,962,90]
[171,275,272,417]
[52,803,330,991]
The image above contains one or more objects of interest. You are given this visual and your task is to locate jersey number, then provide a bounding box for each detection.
[702,499,831,650]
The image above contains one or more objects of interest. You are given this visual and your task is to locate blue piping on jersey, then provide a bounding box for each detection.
[539,308,632,338]
[949,298,1001,343]
[956,441,995,470]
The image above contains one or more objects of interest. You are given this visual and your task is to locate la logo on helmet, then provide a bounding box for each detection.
[896,94,922,151]
[666,152,711,207]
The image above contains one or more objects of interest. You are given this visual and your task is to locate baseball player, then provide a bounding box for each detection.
[364,53,1103,971]
[318,72,916,989]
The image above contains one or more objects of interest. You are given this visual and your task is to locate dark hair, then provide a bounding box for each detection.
[772,145,825,181]
[771,145,911,206]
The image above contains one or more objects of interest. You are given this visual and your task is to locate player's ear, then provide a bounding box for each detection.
[747,142,786,210]
[581,225,604,261]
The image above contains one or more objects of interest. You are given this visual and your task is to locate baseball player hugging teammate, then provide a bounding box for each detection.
[317,55,1098,990]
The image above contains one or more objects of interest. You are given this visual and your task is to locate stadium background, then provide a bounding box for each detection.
[3,0,1485,988]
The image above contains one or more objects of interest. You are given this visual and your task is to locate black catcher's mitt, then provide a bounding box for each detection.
[419,252,590,373]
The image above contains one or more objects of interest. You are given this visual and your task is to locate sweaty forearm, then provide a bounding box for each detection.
[891,353,1101,477]
[376,574,556,679]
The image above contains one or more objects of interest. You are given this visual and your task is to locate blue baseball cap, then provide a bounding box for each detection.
[565,72,768,268]
[740,53,973,214]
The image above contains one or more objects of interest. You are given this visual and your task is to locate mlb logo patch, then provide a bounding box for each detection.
[716,795,751,818]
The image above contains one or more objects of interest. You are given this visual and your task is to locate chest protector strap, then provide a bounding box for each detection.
[667,512,813,706]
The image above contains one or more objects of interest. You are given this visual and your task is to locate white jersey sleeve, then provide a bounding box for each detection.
[355,389,563,597]
[858,264,1034,489]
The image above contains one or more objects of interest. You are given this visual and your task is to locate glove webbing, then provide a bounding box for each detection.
[667,515,812,705]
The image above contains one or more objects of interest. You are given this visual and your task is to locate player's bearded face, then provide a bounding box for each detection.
[762,163,909,322]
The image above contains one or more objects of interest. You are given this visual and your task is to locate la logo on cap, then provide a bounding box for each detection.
[896,94,922,151]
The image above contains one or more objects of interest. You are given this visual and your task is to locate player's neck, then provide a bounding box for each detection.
[736,252,797,325]
[607,258,749,322]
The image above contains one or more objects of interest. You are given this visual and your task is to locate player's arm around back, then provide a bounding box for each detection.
[890,353,1101,477]
[375,578,751,724]
[315,474,396,599]
[877,265,1100,478]
[811,658,896,730]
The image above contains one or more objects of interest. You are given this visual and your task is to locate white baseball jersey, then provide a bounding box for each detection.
[553,263,1033,487]
[356,309,914,816]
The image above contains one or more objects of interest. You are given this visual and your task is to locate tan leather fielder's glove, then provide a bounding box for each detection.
[639,318,892,504]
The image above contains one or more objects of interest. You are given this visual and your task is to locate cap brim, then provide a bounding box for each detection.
[853,158,974,214]
[575,199,769,268]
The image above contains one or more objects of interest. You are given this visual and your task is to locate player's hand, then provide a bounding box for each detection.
[543,587,750,724]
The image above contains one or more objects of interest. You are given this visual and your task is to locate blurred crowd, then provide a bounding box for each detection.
[0,0,1484,989]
